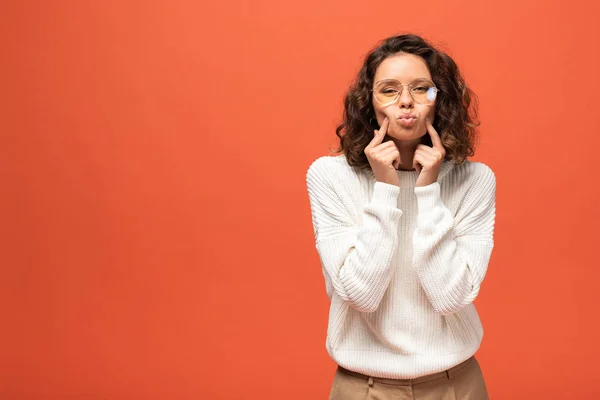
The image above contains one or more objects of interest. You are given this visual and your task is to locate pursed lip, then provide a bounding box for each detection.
[397,114,417,120]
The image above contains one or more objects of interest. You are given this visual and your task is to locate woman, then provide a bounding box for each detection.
[306,34,495,399]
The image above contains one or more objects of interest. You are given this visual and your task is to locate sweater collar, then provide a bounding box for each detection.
[365,159,455,189]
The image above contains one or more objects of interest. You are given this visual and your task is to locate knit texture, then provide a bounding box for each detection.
[306,154,496,379]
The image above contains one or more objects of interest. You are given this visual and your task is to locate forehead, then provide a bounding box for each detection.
[374,53,432,83]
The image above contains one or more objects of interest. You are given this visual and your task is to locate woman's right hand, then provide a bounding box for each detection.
[364,117,401,187]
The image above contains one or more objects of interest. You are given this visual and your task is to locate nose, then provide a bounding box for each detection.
[398,86,414,108]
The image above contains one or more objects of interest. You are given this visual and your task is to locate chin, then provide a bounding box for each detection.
[389,127,423,139]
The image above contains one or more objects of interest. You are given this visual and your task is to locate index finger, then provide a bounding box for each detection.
[425,119,443,149]
[366,117,388,149]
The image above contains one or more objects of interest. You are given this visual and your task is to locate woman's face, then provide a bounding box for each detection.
[371,53,436,141]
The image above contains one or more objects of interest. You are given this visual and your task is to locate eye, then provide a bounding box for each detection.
[412,86,429,93]
[382,87,399,94]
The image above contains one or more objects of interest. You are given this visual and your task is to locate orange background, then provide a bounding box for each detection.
[2,0,599,399]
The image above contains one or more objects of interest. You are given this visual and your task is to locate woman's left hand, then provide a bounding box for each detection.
[414,119,446,187]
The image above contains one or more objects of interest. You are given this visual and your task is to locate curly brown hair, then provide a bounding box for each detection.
[331,33,480,169]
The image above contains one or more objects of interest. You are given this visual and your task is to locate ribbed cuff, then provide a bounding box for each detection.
[371,181,400,208]
[414,182,443,213]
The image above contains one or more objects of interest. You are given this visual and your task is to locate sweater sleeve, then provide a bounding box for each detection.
[306,159,403,313]
[412,165,496,316]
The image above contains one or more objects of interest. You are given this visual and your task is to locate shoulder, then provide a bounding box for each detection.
[447,160,496,188]
[307,154,352,175]
[305,155,371,214]
[306,154,362,187]
[465,161,496,191]
[447,161,496,211]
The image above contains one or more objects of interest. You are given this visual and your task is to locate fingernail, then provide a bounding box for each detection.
[384,117,388,121]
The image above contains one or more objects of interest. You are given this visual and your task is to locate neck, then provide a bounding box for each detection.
[388,136,421,171]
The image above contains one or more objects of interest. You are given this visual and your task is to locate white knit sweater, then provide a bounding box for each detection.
[306,154,496,379]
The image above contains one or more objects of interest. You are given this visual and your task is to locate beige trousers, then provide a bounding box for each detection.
[328,356,489,400]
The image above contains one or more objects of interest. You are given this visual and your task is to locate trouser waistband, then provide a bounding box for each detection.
[337,355,475,387]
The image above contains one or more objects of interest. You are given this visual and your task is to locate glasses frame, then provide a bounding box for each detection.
[371,79,439,106]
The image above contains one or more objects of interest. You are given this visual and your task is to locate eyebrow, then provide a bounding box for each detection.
[374,78,432,85]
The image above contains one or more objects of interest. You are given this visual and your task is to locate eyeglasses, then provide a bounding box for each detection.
[372,79,439,106]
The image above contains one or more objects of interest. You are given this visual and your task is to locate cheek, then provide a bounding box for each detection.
[372,103,395,121]
[418,104,435,120]
[370,104,380,125]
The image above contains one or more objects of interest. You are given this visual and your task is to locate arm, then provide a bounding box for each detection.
[306,159,403,313]
[412,165,496,315]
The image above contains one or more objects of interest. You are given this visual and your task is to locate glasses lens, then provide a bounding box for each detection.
[373,79,438,105]
[410,82,437,105]
[373,80,400,106]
